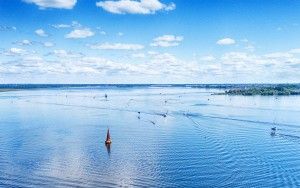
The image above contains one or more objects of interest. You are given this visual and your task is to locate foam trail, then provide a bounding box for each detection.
[193,103,300,113]
[180,112,299,129]
[24,100,164,118]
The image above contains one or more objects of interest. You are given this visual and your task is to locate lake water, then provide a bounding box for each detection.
[0,86,300,187]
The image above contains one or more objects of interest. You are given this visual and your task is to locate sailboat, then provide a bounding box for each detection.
[105,129,112,144]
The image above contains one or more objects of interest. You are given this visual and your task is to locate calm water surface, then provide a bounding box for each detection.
[0,87,300,187]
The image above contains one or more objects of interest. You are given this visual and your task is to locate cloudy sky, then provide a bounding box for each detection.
[1,0,300,83]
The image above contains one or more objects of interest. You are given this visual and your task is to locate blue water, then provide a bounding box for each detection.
[0,86,300,187]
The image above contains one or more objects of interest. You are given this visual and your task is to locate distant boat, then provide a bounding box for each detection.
[270,127,276,136]
[271,117,278,133]
[105,129,112,144]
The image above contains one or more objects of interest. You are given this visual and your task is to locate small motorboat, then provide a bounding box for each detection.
[105,129,112,145]
[271,127,276,131]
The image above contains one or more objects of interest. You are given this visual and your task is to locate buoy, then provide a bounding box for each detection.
[105,129,112,144]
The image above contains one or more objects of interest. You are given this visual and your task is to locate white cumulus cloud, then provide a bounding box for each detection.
[3,48,27,56]
[264,52,293,59]
[96,0,175,14]
[44,42,54,47]
[35,29,48,37]
[2,47,300,83]
[52,21,81,29]
[217,38,235,45]
[151,35,183,47]
[290,48,300,54]
[199,55,216,62]
[132,53,145,58]
[90,43,144,50]
[10,48,26,54]
[50,49,83,58]
[23,0,77,9]
[21,39,31,45]
[65,28,94,39]
[15,39,32,46]
[52,24,71,29]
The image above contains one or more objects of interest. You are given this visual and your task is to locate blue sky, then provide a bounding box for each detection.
[1,0,300,83]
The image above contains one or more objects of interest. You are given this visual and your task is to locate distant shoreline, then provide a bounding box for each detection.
[0,83,299,90]
[0,89,20,92]
[1,84,300,96]
[214,85,300,96]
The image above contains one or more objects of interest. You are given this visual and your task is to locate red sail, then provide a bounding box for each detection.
[105,128,112,144]
[106,129,111,141]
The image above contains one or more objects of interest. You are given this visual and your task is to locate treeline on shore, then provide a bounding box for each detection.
[219,84,300,96]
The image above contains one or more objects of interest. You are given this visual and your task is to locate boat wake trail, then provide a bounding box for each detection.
[179,111,299,129]
[184,114,240,186]
[23,100,164,118]
[193,103,300,113]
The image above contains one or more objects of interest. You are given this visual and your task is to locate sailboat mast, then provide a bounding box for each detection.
[106,129,110,140]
